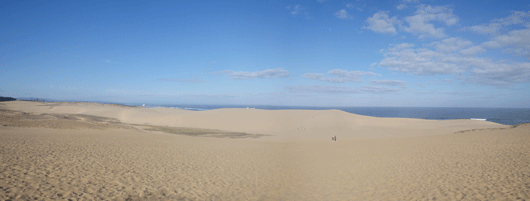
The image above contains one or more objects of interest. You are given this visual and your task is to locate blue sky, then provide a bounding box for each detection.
[1,0,530,107]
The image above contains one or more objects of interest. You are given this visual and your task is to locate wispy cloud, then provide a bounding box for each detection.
[286,4,305,15]
[378,39,472,75]
[376,38,530,86]
[107,89,159,97]
[161,76,206,83]
[286,85,401,94]
[401,4,459,38]
[287,85,358,93]
[358,85,402,94]
[440,79,453,83]
[104,59,118,64]
[459,46,486,56]
[335,9,352,20]
[427,79,454,85]
[216,68,289,80]
[481,27,530,59]
[184,93,239,99]
[50,85,77,90]
[465,61,530,86]
[366,4,458,38]
[397,0,420,10]
[370,80,408,88]
[442,91,481,96]
[465,11,530,35]
[428,37,473,53]
[346,2,364,12]
[415,90,481,96]
[302,69,377,83]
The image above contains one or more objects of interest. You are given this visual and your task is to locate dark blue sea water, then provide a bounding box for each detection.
[146,105,530,126]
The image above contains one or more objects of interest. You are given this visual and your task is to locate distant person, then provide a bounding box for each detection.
[332,135,336,142]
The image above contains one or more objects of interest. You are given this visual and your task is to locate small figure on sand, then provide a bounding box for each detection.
[332,135,336,142]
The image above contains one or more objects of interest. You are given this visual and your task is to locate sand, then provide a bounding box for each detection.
[1,101,529,200]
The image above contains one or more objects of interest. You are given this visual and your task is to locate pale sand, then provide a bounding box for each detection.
[1,101,529,200]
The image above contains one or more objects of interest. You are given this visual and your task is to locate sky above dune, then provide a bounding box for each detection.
[1,0,530,107]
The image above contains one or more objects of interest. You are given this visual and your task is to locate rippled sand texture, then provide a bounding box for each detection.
[0,128,289,200]
[1,101,529,200]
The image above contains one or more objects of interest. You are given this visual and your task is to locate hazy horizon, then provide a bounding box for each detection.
[8,97,530,109]
[2,1,530,107]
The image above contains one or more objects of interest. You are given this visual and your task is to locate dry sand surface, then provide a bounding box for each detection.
[1,101,529,200]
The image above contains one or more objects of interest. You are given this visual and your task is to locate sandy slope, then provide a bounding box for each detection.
[2,101,505,140]
[1,101,529,200]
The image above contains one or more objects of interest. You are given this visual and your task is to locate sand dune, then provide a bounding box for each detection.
[1,101,529,200]
[2,101,505,140]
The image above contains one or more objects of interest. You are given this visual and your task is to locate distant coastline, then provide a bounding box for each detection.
[0,96,16,102]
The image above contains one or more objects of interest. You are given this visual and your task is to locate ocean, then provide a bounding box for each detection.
[146,105,530,126]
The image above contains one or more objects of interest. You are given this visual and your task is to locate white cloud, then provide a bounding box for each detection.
[460,46,486,56]
[378,41,471,75]
[358,85,402,94]
[402,5,459,38]
[185,94,239,99]
[364,11,401,34]
[468,23,502,35]
[370,80,408,88]
[429,37,472,53]
[335,9,352,20]
[442,91,481,96]
[495,11,530,25]
[466,61,530,86]
[414,90,481,96]
[217,68,289,80]
[398,0,420,10]
[481,27,530,59]
[365,4,457,38]
[286,85,401,94]
[346,3,364,12]
[288,4,305,15]
[287,85,358,93]
[161,77,206,83]
[467,11,530,35]
[302,69,377,83]
[376,40,530,86]
[393,43,415,50]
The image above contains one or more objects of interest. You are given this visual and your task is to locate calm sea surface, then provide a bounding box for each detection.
[152,105,530,126]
